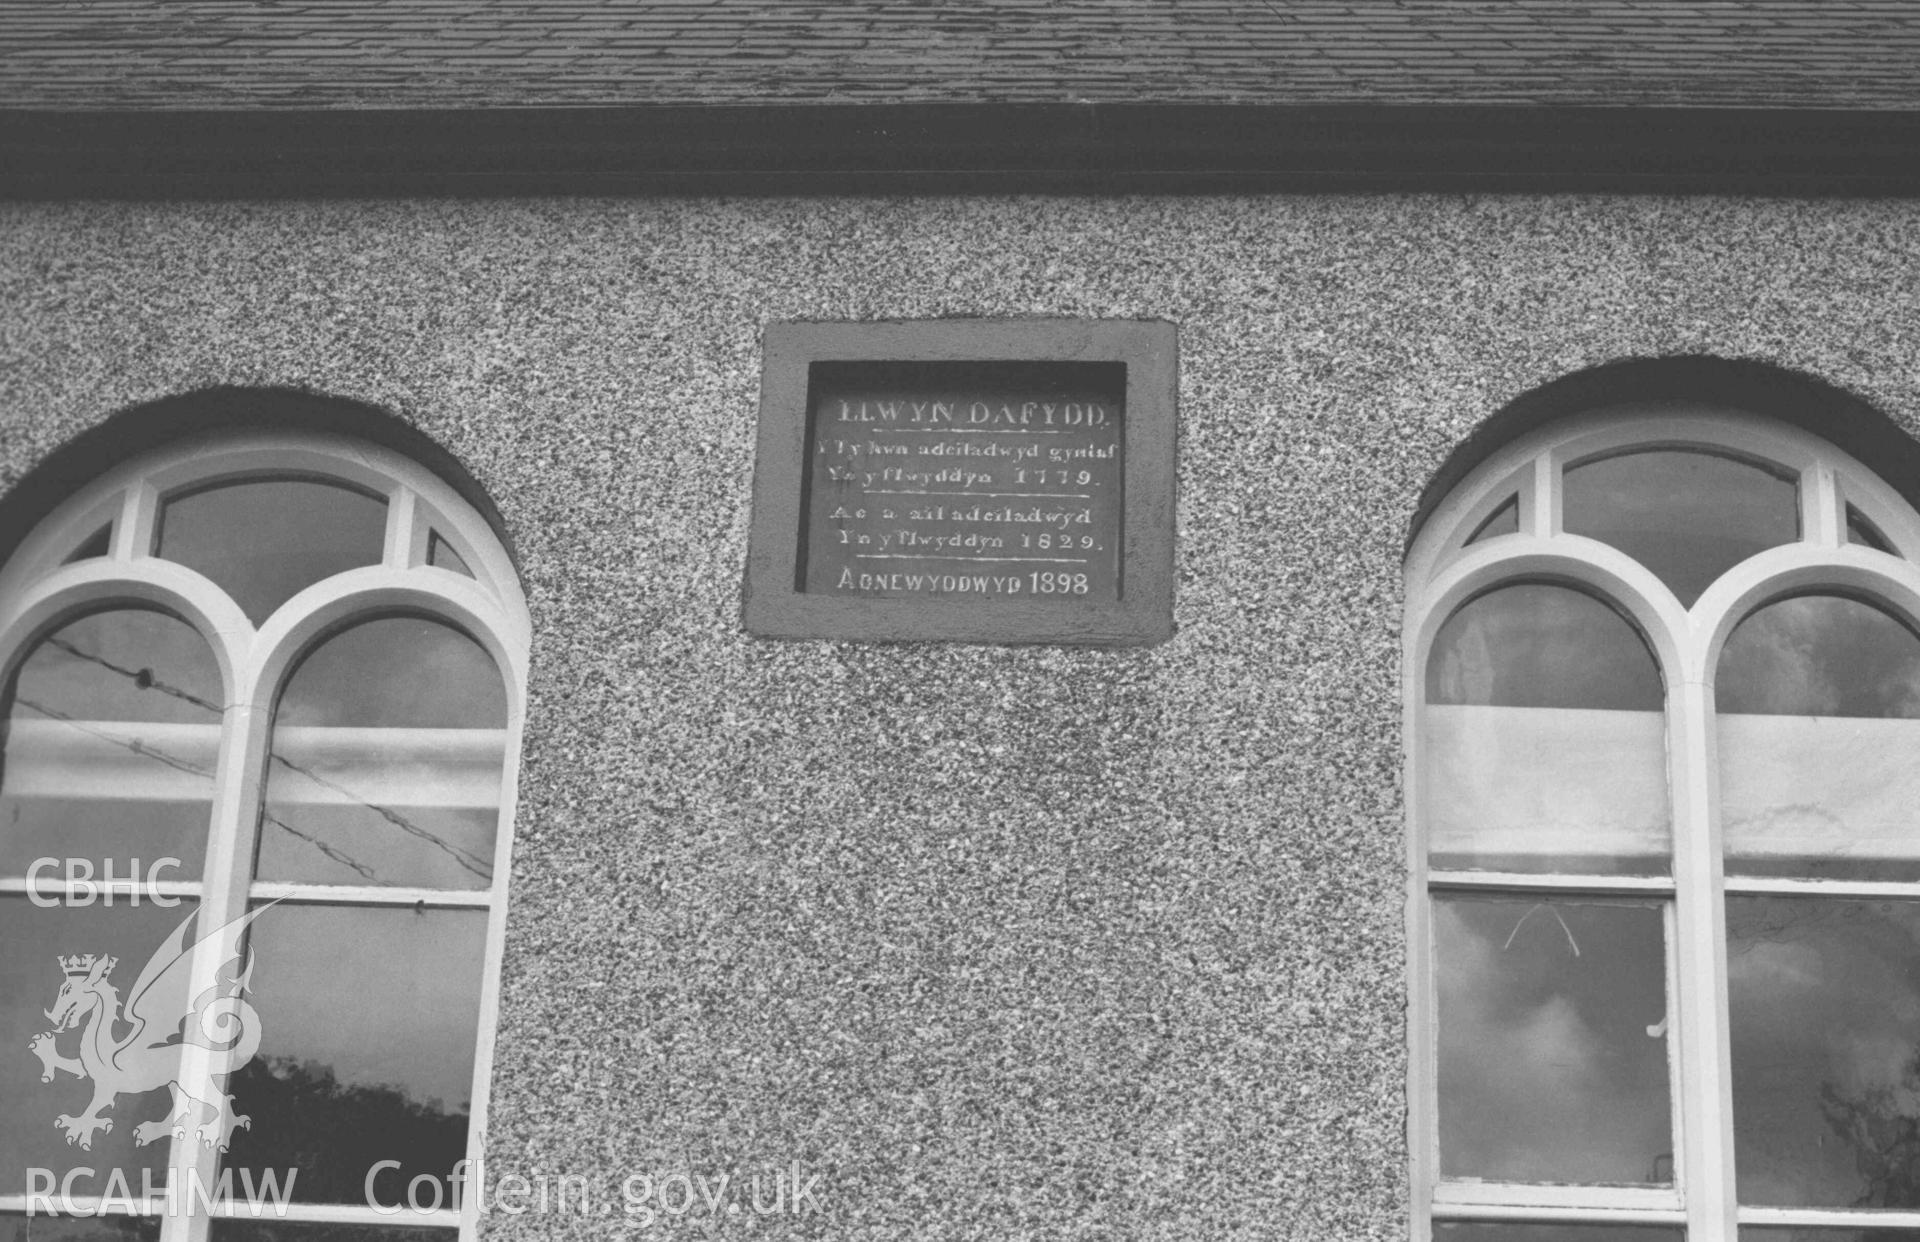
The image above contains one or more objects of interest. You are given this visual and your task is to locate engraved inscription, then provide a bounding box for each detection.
[801,364,1125,601]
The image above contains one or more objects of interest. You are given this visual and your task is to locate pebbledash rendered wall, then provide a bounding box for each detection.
[7,194,1920,1239]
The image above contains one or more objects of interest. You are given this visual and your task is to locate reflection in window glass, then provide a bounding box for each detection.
[1466,496,1519,545]
[259,618,505,888]
[157,479,387,626]
[1436,1226,1684,1242]
[1564,449,1798,606]
[211,1224,452,1241]
[1729,896,1920,1209]
[63,525,111,564]
[1741,1232,1920,1242]
[1436,897,1674,1185]
[274,617,504,729]
[0,897,202,1198]
[1,609,217,879]
[1845,505,1896,555]
[426,531,473,578]
[1719,596,1920,880]
[224,904,486,1206]
[0,1217,161,1241]
[1424,584,1668,874]
[1430,584,1662,710]
[1721,595,1920,718]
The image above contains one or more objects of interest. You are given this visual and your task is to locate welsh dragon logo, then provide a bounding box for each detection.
[29,907,268,1154]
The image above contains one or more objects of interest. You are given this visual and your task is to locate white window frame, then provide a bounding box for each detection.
[0,429,530,1242]
[1405,401,1920,1239]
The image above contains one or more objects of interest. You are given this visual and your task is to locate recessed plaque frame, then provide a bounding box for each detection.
[745,318,1176,645]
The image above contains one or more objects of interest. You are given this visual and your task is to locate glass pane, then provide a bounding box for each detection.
[63,526,111,564]
[274,618,504,729]
[2,610,218,881]
[1424,583,1668,874]
[157,479,387,626]
[0,896,205,1199]
[212,1225,452,1242]
[1466,496,1519,544]
[1436,897,1674,1185]
[224,904,486,1206]
[425,531,473,578]
[1436,1226,1684,1242]
[1563,449,1798,607]
[0,1218,161,1241]
[259,618,505,888]
[1729,895,1920,1209]
[1742,1231,1920,1242]
[1846,505,1896,555]
[1719,595,1920,880]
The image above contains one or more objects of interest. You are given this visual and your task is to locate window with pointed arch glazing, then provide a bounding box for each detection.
[1407,403,1920,1241]
[0,430,529,1242]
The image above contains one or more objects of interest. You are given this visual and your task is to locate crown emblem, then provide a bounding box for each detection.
[59,954,113,977]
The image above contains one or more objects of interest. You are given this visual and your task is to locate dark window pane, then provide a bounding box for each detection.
[0,1218,161,1241]
[0,897,204,1198]
[156,479,386,626]
[1729,895,1920,1209]
[1846,505,1897,555]
[1429,584,1662,710]
[1466,496,1519,544]
[425,531,473,578]
[257,802,499,889]
[212,1225,452,1242]
[1424,584,1667,873]
[2,610,218,880]
[224,905,486,1205]
[1719,596,1920,880]
[259,618,505,887]
[273,618,504,730]
[1437,1226,1684,1242]
[1436,897,1674,1184]
[63,526,111,564]
[8,610,222,724]
[1742,1231,1920,1241]
[1721,595,1920,718]
[1564,449,1799,607]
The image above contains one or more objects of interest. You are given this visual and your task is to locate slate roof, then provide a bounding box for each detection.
[5,0,1920,112]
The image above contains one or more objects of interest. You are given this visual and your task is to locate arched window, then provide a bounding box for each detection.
[0,429,529,1242]
[1407,403,1920,1240]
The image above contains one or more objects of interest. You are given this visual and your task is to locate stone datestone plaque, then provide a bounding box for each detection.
[746,319,1175,644]
[803,361,1124,602]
